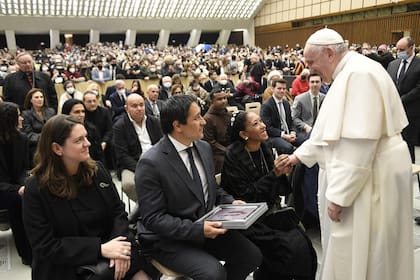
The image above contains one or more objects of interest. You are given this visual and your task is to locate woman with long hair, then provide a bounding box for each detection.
[221,111,317,280]
[22,88,56,166]
[23,115,151,280]
[0,102,32,265]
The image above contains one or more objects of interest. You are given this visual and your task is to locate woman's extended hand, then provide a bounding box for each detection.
[273,155,292,176]
[109,258,131,280]
[101,236,131,260]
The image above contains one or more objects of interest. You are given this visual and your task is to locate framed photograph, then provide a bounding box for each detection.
[196,203,268,230]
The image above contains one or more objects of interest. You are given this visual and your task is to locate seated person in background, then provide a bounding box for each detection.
[171,84,184,96]
[103,74,126,108]
[84,91,115,169]
[262,70,291,103]
[171,74,185,93]
[113,94,163,202]
[22,88,56,166]
[158,76,172,100]
[204,70,220,93]
[23,115,152,280]
[0,102,32,266]
[235,76,260,106]
[221,110,317,280]
[91,61,112,84]
[292,73,325,142]
[62,99,105,164]
[130,80,145,98]
[135,95,262,280]
[261,79,297,154]
[62,63,86,83]
[186,79,211,114]
[110,79,131,122]
[58,80,83,114]
[291,68,310,97]
[203,86,232,174]
[144,84,164,119]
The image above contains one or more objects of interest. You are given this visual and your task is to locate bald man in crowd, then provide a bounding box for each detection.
[144,84,164,118]
[288,28,413,280]
[113,93,163,201]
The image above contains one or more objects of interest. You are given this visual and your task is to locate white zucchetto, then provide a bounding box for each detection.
[306,28,344,45]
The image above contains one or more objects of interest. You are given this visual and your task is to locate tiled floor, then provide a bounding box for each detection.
[2,157,420,279]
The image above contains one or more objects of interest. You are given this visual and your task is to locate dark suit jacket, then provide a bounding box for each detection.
[109,90,131,122]
[145,99,164,118]
[21,107,56,146]
[113,113,163,173]
[204,80,219,93]
[135,136,234,248]
[85,106,113,145]
[3,70,58,111]
[261,97,294,137]
[0,133,29,192]
[23,162,128,280]
[387,55,420,119]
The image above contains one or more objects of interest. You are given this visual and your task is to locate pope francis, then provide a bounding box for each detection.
[288,28,413,280]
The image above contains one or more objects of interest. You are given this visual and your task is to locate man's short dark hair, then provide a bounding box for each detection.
[308,73,322,82]
[271,78,287,88]
[160,95,198,134]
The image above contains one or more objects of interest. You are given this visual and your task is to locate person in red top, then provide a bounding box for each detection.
[291,68,310,97]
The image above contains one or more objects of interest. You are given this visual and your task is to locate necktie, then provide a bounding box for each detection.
[120,94,126,103]
[278,101,289,134]
[152,102,159,117]
[25,72,34,88]
[186,147,208,203]
[312,96,318,125]
[398,59,408,85]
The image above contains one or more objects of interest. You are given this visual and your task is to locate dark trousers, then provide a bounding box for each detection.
[153,230,262,280]
[270,137,295,155]
[0,190,32,263]
[402,121,420,163]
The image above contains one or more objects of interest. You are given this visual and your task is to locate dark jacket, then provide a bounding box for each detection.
[113,113,163,173]
[23,162,129,280]
[21,107,56,147]
[85,106,113,145]
[0,132,29,192]
[221,141,290,208]
[261,97,294,137]
[3,70,58,111]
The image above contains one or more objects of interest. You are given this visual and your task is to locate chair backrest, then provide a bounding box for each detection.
[226,106,238,113]
[245,102,261,115]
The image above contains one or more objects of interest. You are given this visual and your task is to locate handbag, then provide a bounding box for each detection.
[76,259,114,280]
[263,206,300,232]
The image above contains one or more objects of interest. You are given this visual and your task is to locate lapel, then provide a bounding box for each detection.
[161,136,205,207]
[269,97,281,124]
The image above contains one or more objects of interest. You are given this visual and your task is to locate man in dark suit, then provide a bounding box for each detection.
[158,76,172,100]
[113,93,163,202]
[261,79,297,154]
[135,95,262,280]
[3,52,58,111]
[292,73,326,142]
[109,79,131,122]
[387,36,420,163]
[144,84,164,118]
[204,70,220,93]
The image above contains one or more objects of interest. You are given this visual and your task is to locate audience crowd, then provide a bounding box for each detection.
[0,35,419,279]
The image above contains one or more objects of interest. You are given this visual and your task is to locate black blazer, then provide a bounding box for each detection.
[21,107,56,146]
[113,113,163,172]
[85,106,113,145]
[261,97,294,137]
[387,56,420,119]
[136,136,234,247]
[0,133,29,192]
[109,90,131,122]
[23,162,128,280]
[3,70,58,111]
[145,99,164,118]
[204,80,219,93]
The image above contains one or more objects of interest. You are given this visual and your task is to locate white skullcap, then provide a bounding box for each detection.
[267,70,282,81]
[306,28,344,45]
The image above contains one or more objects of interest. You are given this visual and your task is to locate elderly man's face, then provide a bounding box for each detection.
[304,45,335,83]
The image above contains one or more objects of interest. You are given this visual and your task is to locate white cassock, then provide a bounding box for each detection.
[295,51,413,280]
